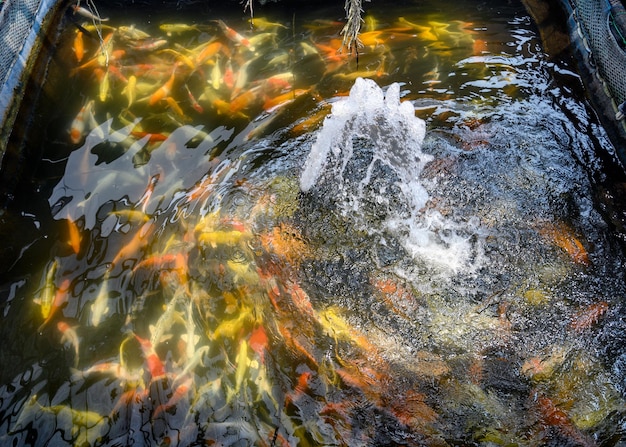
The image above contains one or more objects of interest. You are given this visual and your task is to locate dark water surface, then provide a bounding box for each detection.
[1,0,625,445]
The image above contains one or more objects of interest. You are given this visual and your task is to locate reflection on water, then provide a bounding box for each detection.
[1,0,626,445]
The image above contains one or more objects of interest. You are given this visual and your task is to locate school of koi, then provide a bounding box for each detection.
[2,3,624,446]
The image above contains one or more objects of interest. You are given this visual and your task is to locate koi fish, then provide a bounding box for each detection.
[152,376,192,419]
[118,25,151,41]
[121,75,137,108]
[197,229,252,248]
[73,30,85,62]
[536,221,590,266]
[215,20,255,52]
[109,220,155,270]
[184,84,203,113]
[160,23,199,36]
[135,334,167,379]
[210,54,222,90]
[90,276,111,327]
[58,321,80,367]
[158,48,195,69]
[234,340,250,396]
[249,325,268,364]
[148,68,177,106]
[97,68,110,102]
[131,38,168,51]
[165,96,185,118]
[69,99,94,144]
[535,394,597,447]
[569,301,609,331]
[173,346,208,386]
[38,278,71,332]
[249,17,287,31]
[211,306,254,341]
[193,41,222,67]
[71,4,109,22]
[149,291,185,347]
[263,89,308,113]
[35,259,58,323]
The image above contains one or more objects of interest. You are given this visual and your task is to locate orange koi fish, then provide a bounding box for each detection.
[290,105,331,136]
[535,394,597,447]
[249,325,268,364]
[73,30,85,62]
[536,221,590,266]
[263,89,308,112]
[193,41,222,67]
[229,88,261,114]
[129,130,169,143]
[223,59,235,89]
[152,376,192,419]
[67,216,81,254]
[569,301,608,331]
[148,68,177,106]
[109,220,155,270]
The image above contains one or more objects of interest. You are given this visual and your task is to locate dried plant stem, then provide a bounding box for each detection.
[340,0,366,54]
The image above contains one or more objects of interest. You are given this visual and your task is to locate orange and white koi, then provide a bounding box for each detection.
[215,20,255,52]
[135,334,166,379]
[69,99,94,144]
[148,68,177,106]
[57,321,80,367]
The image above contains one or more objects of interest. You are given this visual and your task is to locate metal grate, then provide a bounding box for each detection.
[0,0,45,92]
[573,0,626,108]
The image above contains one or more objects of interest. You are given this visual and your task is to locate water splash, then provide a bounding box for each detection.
[300,78,481,272]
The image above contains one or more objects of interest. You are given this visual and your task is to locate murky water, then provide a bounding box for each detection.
[1,0,626,445]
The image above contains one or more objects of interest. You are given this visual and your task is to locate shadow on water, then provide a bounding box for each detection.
[0,0,626,445]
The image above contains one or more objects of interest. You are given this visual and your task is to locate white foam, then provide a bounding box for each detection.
[300,78,427,192]
[299,78,482,273]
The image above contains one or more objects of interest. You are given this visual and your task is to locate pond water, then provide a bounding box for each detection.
[1,0,626,445]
